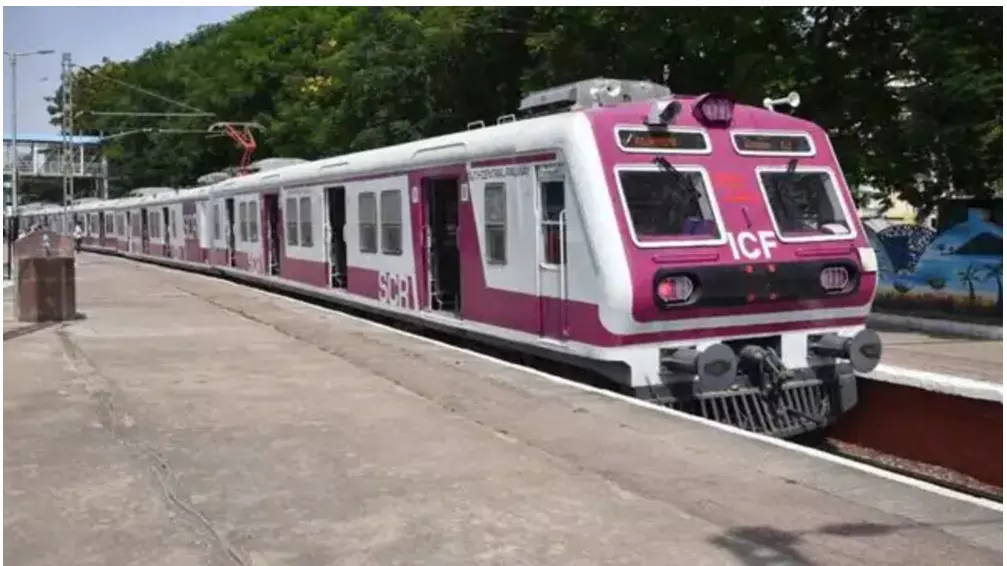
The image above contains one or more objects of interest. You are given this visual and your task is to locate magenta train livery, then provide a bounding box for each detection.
[22,78,883,437]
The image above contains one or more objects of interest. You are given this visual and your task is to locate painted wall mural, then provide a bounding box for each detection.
[866,208,1003,323]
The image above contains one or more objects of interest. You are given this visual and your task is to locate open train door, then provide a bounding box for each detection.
[140,209,150,255]
[162,207,171,257]
[98,211,106,247]
[324,186,348,288]
[416,166,468,316]
[536,163,569,340]
[262,193,282,276]
[225,198,237,267]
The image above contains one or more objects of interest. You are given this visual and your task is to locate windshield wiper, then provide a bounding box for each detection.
[772,182,800,225]
[652,156,702,202]
[774,158,813,227]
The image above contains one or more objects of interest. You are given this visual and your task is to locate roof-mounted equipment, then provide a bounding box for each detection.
[762,91,801,113]
[517,78,672,119]
[692,92,736,128]
[644,96,682,127]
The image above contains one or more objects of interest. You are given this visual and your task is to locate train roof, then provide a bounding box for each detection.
[23,81,822,216]
[207,110,584,199]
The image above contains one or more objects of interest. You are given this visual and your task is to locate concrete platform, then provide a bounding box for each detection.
[4,254,1001,566]
[869,311,1002,341]
[874,330,1002,385]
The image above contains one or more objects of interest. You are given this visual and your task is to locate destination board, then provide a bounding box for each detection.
[733,133,813,154]
[617,129,708,152]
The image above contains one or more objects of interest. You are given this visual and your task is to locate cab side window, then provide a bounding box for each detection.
[484,183,507,265]
[540,180,565,265]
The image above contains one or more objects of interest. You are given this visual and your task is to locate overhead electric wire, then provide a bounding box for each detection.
[87,111,214,118]
[72,63,214,116]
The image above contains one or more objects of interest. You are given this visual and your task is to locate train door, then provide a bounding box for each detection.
[536,164,569,340]
[161,207,171,257]
[421,177,462,314]
[225,198,237,267]
[262,193,281,276]
[140,209,150,254]
[325,186,348,288]
[98,211,106,246]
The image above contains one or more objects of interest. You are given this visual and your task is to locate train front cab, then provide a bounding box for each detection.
[591,94,883,437]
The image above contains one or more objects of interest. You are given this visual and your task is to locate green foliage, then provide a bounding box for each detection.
[44,7,1001,208]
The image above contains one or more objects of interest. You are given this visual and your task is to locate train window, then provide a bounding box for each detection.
[359,192,378,254]
[540,180,566,265]
[238,202,249,242]
[285,197,299,246]
[618,169,720,239]
[758,170,850,238]
[298,196,313,247]
[484,183,507,265]
[248,201,259,243]
[380,190,402,255]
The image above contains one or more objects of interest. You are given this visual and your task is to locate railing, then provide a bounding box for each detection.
[3,157,106,177]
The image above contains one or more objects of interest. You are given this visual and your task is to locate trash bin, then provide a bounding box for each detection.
[13,230,77,322]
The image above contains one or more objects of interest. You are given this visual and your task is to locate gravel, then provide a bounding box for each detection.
[823,437,1002,500]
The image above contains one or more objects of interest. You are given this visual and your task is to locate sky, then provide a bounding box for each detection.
[3,6,252,138]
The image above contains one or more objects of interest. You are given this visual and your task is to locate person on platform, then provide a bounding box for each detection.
[73,221,83,252]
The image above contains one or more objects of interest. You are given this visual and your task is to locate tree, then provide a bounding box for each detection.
[37,7,1001,212]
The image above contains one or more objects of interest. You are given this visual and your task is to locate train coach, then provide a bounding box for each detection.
[24,77,883,438]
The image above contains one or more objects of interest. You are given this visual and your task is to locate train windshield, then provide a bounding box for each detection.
[618,168,720,239]
[759,170,851,237]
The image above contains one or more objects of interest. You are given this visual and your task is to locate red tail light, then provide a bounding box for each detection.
[656,275,695,305]
[819,265,851,293]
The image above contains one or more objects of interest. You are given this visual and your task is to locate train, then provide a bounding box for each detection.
[18,77,883,438]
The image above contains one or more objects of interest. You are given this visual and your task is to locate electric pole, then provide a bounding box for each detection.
[61,51,75,230]
[4,48,55,283]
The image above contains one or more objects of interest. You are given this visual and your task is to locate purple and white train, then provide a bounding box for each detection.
[22,78,883,437]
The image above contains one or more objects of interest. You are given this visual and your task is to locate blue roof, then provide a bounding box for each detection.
[3,133,104,145]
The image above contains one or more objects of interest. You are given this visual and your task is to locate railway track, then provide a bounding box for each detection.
[81,249,1004,504]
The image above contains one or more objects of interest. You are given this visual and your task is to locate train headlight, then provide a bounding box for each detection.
[655,274,695,306]
[819,265,851,294]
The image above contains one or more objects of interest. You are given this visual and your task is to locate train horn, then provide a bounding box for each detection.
[662,343,738,391]
[809,330,883,374]
[762,91,801,112]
